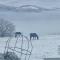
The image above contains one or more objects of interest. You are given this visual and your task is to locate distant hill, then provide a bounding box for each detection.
[0,4,60,13]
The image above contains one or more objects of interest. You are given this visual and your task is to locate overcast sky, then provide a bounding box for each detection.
[0,0,60,35]
[0,0,60,8]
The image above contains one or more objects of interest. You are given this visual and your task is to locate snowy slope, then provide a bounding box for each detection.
[0,0,60,60]
[0,35,60,60]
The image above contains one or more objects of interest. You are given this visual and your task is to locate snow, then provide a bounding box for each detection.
[30,35,60,60]
[0,0,60,60]
[0,35,60,60]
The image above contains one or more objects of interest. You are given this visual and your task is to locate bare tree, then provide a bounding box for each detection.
[0,19,15,37]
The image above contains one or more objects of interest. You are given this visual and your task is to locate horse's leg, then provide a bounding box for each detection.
[30,36,31,40]
[37,36,39,40]
[33,37,35,40]
[35,37,36,40]
[15,34,16,38]
[33,36,36,40]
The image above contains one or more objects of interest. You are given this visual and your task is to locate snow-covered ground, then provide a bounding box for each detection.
[31,35,60,60]
[0,35,60,60]
[0,1,60,60]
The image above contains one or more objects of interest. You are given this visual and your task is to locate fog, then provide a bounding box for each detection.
[0,9,60,35]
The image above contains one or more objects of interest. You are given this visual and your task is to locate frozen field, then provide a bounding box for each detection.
[0,0,60,60]
[0,35,60,60]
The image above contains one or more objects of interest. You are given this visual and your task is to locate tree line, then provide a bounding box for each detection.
[0,19,15,37]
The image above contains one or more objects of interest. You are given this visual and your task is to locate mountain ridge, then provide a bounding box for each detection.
[0,4,60,13]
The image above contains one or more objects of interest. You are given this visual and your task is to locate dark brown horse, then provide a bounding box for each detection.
[30,33,39,40]
[15,32,22,37]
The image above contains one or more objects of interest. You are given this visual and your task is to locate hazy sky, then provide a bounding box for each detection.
[0,10,60,35]
[0,0,60,35]
[0,0,60,8]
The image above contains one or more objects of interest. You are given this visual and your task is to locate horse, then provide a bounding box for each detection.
[15,32,22,37]
[30,33,39,40]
